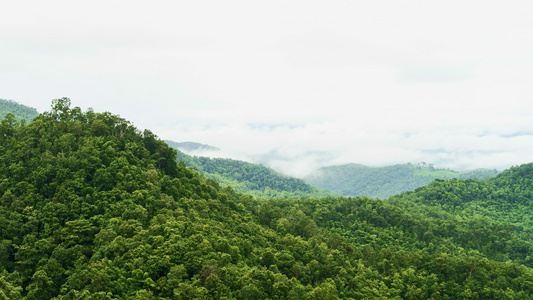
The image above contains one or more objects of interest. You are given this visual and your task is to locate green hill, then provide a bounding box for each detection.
[1,98,533,299]
[0,99,39,123]
[166,145,336,199]
[394,163,533,240]
[164,140,220,153]
[304,163,499,198]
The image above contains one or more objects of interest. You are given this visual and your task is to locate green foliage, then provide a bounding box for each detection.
[0,276,23,300]
[394,163,533,246]
[0,98,532,299]
[0,99,39,123]
[305,162,499,198]
[171,147,336,199]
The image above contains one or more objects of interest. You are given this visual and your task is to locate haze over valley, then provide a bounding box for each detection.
[4,1,533,177]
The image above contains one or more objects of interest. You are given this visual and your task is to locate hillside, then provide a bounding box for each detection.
[1,98,533,299]
[166,145,335,199]
[0,99,39,123]
[304,163,499,198]
[393,163,533,239]
[164,140,220,153]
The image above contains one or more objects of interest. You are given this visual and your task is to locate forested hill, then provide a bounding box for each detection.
[394,163,533,239]
[166,144,336,199]
[2,98,533,299]
[164,140,220,153]
[0,99,39,123]
[304,163,499,198]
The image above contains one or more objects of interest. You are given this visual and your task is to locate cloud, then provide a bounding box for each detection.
[3,1,533,176]
[158,102,533,177]
[396,65,477,83]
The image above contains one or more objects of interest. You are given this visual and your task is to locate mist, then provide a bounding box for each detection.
[3,1,533,177]
[160,113,532,178]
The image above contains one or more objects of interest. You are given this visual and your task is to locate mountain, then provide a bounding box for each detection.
[394,163,533,240]
[304,163,499,198]
[1,98,533,299]
[164,140,220,153]
[0,99,39,123]
[166,144,336,199]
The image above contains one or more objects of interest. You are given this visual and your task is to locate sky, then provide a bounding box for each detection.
[2,1,533,177]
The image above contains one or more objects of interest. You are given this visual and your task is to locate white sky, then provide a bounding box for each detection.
[3,1,533,176]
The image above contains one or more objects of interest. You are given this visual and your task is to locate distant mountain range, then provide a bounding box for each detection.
[164,140,220,153]
[0,99,39,122]
[303,163,499,198]
[166,141,336,199]
[165,138,499,199]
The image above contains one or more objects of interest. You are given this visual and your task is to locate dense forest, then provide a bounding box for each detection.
[168,147,335,199]
[304,163,499,198]
[0,99,39,123]
[1,98,533,299]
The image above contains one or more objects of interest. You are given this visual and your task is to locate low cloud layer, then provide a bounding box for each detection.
[158,110,533,177]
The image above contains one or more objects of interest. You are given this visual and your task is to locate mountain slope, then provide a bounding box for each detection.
[394,163,533,239]
[168,145,336,199]
[1,98,532,299]
[164,140,220,153]
[304,163,499,198]
[0,99,39,123]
